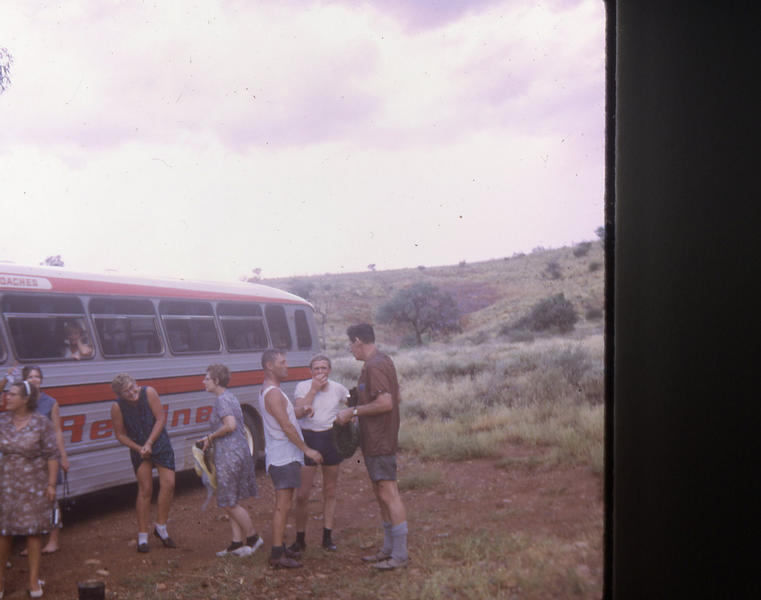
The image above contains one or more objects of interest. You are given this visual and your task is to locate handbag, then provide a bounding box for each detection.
[59,471,74,512]
[51,471,72,527]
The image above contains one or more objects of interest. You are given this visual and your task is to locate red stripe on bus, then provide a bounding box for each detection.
[47,367,312,406]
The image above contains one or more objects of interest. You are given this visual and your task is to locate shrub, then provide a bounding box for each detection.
[499,327,535,343]
[543,260,562,280]
[585,306,603,320]
[467,331,490,345]
[588,261,602,272]
[286,278,314,300]
[572,242,592,257]
[515,293,578,333]
[399,333,420,348]
[550,345,589,387]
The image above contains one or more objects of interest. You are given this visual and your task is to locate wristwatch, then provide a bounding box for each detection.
[353,407,358,417]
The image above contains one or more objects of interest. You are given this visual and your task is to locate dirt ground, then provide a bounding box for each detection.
[2,445,604,599]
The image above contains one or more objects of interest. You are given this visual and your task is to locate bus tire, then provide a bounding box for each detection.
[242,409,264,466]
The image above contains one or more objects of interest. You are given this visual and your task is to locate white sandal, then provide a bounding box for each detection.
[29,579,45,598]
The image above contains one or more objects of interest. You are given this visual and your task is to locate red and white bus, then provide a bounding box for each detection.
[0,264,318,498]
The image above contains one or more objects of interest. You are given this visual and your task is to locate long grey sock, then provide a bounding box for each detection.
[390,521,408,561]
[381,521,393,554]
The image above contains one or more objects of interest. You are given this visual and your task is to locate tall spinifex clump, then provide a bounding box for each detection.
[397,337,603,470]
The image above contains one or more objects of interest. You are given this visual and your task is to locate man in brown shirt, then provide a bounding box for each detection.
[336,323,408,570]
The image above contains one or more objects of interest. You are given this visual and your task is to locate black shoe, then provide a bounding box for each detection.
[322,541,337,551]
[153,529,177,548]
[137,542,149,553]
[269,554,302,569]
[286,541,304,558]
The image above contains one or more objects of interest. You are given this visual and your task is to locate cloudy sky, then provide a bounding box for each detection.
[0,0,605,283]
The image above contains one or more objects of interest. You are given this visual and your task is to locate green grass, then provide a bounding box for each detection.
[391,336,603,470]
[111,527,600,600]
[398,468,443,491]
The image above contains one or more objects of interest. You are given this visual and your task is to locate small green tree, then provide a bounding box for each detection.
[40,255,64,267]
[595,226,605,245]
[241,267,262,282]
[376,282,461,345]
[0,47,13,95]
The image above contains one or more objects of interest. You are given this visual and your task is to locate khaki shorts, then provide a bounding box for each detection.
[364,454,397,482]
[268,461,302,490]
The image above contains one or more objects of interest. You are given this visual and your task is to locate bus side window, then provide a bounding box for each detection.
[2,294,92,361]
[159,300,221,354]
[90,298,164,357]
[265,304,292,351]
[0,323,7,363]
[217,302,269,351]
[294,309,312,349]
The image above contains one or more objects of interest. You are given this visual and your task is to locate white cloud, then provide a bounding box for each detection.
[0,0,605,281]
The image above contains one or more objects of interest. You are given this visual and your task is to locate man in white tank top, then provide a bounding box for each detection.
[258,349,323,569]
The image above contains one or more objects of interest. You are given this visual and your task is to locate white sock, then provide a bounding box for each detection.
[155,523,168,539]
[138,532,148,545]
[390,521,409,561]
[382,521,393,554]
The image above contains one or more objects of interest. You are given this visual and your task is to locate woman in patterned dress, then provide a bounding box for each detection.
[20,366,69,555]
[197,364,261,557]
[0,381,59,599]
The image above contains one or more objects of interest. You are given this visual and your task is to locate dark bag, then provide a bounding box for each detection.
[332,420,360,459]
[59,471,74,513]
[51,472,68,527]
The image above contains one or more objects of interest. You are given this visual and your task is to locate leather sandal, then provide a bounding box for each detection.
[29,579,45,598]
[153,529,177,548]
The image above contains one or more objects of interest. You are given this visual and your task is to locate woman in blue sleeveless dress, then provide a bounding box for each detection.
[110,373,176,553]
[21,366,69,555]
[197,364,261,557]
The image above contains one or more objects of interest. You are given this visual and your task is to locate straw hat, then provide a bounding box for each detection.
[191,445,217,489]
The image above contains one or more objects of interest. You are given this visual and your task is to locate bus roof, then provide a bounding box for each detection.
[0,263,309,306]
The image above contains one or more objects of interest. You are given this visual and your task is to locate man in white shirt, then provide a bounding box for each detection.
[289,354,349,553]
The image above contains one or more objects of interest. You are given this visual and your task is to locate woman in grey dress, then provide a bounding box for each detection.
[198,364,261,557]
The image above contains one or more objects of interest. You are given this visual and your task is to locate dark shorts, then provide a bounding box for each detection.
[129,448,176,473]
[268,461,302,490]
[302,429,342,467]
[364,454,397,482]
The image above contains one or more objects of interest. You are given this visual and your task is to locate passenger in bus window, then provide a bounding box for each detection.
[16,366,69,556]
[0,380,59,599]
[197,364,262,557]
[110,374,176,553]
[63,321,93,360]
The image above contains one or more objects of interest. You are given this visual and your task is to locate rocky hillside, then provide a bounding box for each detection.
[261,241,605,349]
